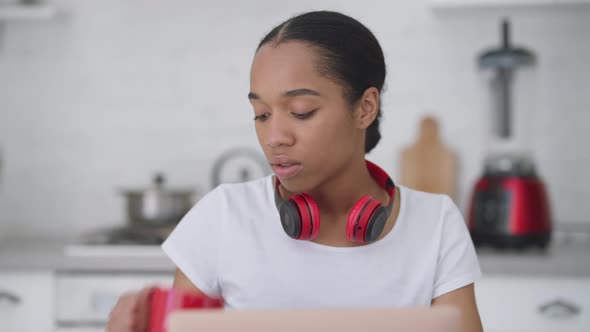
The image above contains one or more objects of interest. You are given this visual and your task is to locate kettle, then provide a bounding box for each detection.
[210,147,270,188]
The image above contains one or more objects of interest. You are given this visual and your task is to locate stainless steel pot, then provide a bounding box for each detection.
[120,173,195,227]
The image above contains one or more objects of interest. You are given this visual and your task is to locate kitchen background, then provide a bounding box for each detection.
[1,1,590,332]
[0,0,589,238]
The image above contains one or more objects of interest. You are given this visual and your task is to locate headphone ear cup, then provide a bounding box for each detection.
[364,205,388,243]
[303,193,321,240]
[346,196,384,243]
[278,199,303,239]
[287,193,321,240]
[346,196,373,242]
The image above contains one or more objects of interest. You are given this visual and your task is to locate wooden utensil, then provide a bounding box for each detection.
[399,116,457,201]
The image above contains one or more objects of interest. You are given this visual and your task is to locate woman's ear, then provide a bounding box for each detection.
[355,87,380,129]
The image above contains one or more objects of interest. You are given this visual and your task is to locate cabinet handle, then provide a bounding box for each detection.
[0,291,21,306]
[538,299,581,319]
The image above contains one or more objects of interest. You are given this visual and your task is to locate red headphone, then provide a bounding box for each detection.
[274,160,396,244]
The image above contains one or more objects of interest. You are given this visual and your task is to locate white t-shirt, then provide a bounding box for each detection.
[161,175,481,309]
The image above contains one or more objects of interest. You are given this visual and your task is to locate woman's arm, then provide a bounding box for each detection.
[172,268,207,295]
[431,283,483,332]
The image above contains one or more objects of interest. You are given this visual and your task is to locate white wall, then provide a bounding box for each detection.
[0,0,589,237]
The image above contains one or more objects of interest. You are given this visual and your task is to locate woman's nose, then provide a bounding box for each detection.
[265,115,295,148]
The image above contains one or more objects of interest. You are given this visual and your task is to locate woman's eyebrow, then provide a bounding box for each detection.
[282,88,321,98]
[247,88,321,101]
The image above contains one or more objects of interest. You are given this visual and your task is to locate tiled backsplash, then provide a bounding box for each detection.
[0,0,589,237]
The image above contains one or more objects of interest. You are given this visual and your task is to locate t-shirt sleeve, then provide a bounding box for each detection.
[432,196,482,299]
[161,186,224,298]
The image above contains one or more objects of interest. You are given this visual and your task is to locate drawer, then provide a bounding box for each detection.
[0,271,54,332]
[56,273,173,323]
[475,276,590,332]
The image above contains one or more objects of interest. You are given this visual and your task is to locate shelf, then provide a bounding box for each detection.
[0,4,56,21]
[431,0,590,9]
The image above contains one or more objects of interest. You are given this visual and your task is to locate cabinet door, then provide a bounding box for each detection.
[475,276,590,332]
[56,273,173,324]
[0,271,54,332]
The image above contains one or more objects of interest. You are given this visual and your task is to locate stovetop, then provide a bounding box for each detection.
[62,224,175,257]
[79,224,174,245]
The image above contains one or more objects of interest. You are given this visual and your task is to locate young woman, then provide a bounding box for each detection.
[107,10,483,332]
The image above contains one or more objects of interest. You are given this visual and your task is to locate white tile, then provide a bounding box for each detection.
[0,0,589,235]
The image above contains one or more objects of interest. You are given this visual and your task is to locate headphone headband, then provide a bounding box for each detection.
[274,160,395,216]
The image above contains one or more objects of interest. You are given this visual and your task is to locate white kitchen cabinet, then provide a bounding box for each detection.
[56,273,173,327]
[475,275,590,332]
[0,271,55,332]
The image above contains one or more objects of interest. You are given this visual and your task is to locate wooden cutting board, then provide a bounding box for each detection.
[399,116,457,201]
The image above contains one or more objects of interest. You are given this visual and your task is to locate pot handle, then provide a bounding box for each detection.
[154,173,165,188]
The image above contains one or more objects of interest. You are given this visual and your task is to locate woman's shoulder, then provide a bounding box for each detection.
[398,184,452,211]
[397,185,462,229]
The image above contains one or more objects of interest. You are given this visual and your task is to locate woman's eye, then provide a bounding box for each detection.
[292,109,317,120]
[253,113,270,121]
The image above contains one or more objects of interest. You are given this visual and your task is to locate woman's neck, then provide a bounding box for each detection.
[276,159,398,247]
[315,162,378,218]
[279,159,391,222]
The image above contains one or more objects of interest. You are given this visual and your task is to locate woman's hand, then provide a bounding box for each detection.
[106,268,204,332]
[432,283,484,332]
[106,286,154,332]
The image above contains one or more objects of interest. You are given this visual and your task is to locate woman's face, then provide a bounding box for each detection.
[249,41,365,193]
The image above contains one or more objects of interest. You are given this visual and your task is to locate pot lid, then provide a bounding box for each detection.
[120,173,195,195]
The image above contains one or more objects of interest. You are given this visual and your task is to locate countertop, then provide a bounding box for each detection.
[0,233,589,277]
[0,238,176,272]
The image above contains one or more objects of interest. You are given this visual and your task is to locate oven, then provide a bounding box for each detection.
[55,272,173,331]
[57,225,175,331]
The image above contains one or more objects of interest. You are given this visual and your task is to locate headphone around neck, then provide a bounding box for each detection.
[274,160,396,244]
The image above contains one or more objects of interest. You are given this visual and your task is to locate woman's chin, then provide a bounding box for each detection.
[277,176,315,195]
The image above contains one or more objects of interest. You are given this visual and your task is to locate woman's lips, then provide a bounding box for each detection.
[271,163,303,180]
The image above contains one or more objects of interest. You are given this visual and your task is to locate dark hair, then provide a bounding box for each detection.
[257,11,386,154]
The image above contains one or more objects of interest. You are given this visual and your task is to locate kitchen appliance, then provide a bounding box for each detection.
[76,223,175,246]
[56,273,174,332]
[469,152,552,249]
[211,147,270,188]
[468,19,552,249]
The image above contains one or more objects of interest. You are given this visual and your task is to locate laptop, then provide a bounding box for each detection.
[168,306,461,332]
